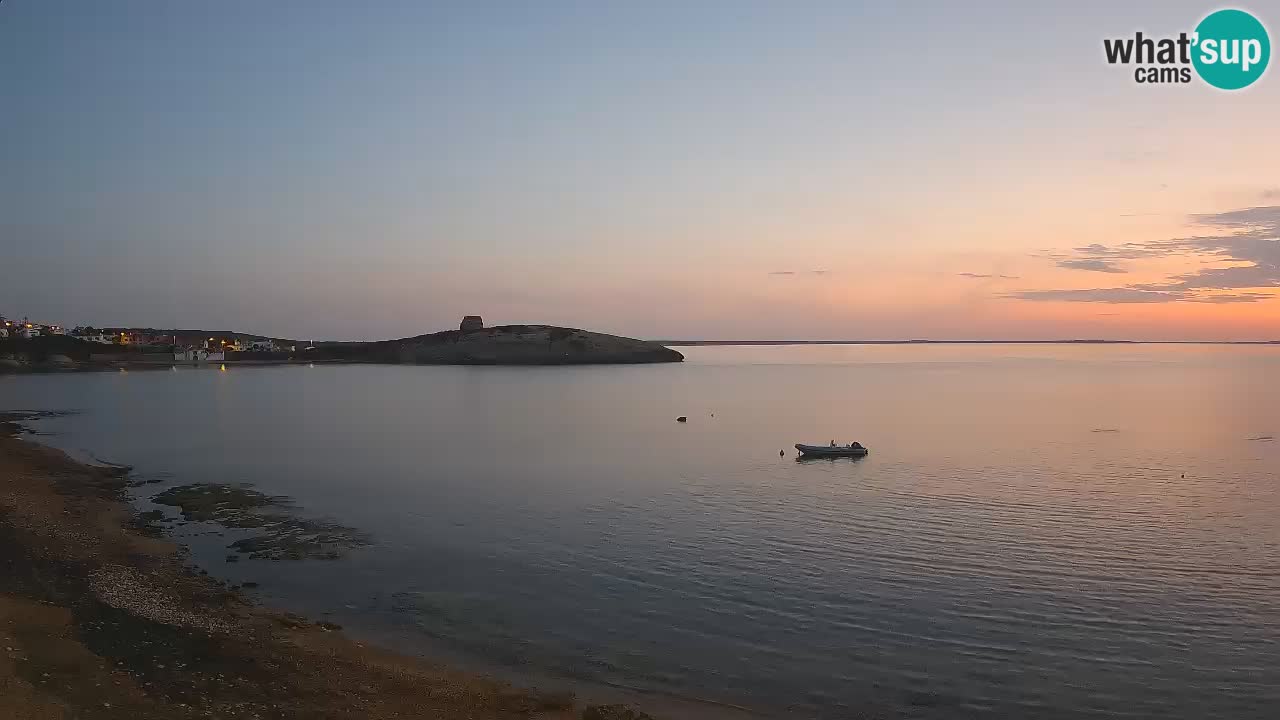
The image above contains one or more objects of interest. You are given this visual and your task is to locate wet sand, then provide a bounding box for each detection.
[0,413,637,720]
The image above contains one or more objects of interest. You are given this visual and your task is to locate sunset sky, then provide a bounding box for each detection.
[2,1,1278,341]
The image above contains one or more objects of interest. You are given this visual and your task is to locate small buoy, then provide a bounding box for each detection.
[779,449,785,456]
[676,416,687,423]
[711,413,715,417]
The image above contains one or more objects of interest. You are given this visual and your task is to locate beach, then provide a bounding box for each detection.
[0,412,645,720]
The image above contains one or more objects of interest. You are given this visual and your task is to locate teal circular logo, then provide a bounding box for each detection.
[1192,9,1270,89]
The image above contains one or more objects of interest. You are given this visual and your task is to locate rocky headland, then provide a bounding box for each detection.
[327,325,684,365]
[0,325,683,371]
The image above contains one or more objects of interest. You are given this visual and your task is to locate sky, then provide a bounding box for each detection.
[1,1,1278,341]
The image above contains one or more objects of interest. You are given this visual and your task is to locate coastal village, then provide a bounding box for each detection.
[1,312,292,363]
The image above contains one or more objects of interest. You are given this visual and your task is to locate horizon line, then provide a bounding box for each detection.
[655,339,1280,346]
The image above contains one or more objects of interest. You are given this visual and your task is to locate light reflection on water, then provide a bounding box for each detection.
[5,344,1280,719]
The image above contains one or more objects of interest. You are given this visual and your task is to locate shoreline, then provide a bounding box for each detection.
[0,355,682,374]
[0,325,685,373]
[0,412,700,720]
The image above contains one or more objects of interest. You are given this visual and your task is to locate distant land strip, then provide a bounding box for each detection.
[657,339,1280,346]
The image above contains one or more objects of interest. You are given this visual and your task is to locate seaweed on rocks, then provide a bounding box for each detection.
[152,483,370,560]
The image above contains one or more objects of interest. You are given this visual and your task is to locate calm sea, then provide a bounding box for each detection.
[4,344,1279,719]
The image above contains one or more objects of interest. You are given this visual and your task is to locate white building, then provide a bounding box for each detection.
[18,326,40,339]
[175,347,225,363]
[74,332,115,345]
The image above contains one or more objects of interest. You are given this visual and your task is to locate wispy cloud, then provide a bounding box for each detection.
[958,272,1020,279]
[1009,288,1270,304]
[1190,205,1280,233]
[1056,258,1128,274]
[1037,241,1177,274]
[1010,288,1176,303]
[769,269,832,277]
[1063,242,1173,260]
[1014,205,1280,304]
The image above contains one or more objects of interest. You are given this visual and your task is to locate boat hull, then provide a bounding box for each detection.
[795,443,868,458]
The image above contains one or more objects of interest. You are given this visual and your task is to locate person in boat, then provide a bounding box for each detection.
[830,440,836,446]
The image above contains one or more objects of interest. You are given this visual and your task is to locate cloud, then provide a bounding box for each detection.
[1014,205,1280,304]
[958,272,1020,279]
[769,269,832,277]
[1192,292,1275,303]
[1010,288,1179,303]
[1141,262,1280,291]
[1189,205,1280,233]
[1035,241,1175,273]
[1009,288,1270,304]
[1056,258,1128,273]
[1067,242,1173,260]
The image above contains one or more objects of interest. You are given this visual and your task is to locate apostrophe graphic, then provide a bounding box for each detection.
[1192,9,1270,89]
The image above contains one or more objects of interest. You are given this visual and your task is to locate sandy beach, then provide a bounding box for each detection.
[0,412,655,720]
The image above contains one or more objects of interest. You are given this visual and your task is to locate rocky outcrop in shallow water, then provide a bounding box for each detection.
[151,483,370,560]
[582,705,657,720]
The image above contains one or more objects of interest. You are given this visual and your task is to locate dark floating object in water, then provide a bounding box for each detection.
[780,449,785,456]
[1246,435,1274,442]
[676,416,687,422]
[795,442,868,458]
[1092,428,1121,433]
